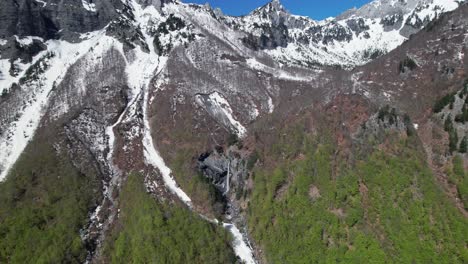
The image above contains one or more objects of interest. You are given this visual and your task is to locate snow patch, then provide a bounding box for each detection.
[268,97,274,113]
[15,36,43,46]
[246,58,313,82]
[34,0,47,6]
[195,92,247,138]
[82,0,97,12]
[458,50,464,61]
[383,91,392,99]
[223,223,256,264]
[199,217,257,263]
[0,31,104,181]
[250,105,260,119]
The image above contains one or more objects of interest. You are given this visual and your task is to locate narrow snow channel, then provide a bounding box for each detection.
[127,3,257,262]
[139,58,256,263]
[122,1,194,206]
[195,92,247,138]
[82,0,96,12]
[223,223,256,264]
[224,161,231,195]
[207,92,247,138]
[142,69,193,205]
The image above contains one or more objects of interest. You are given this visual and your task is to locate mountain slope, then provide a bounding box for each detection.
[224,0,460,67]
[0,0,466,263]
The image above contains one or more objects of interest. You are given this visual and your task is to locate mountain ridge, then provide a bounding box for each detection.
[0,0,467,263]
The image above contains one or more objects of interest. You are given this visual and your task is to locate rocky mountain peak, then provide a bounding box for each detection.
[250,0,289,18]
[136,0,177,9]
[339,0,459,19]
[266,0,286,12]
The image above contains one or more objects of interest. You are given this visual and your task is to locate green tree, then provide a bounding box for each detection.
[104,173,236,263]
[445,114,454,132]
[0,134,98,263]
[248,125,468,263]
[449,129,459,153]
[460,136,467,153]
[434,93,456,113]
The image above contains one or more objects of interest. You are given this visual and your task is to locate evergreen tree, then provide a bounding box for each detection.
[449,130,459,153]
[444,114,453,132]
[459,136,467,153]
[455,104,468,123]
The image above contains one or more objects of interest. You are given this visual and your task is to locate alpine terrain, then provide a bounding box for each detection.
[0,0,467,263]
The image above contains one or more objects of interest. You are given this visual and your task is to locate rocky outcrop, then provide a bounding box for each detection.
[242,23,289,50]
[198,146,249,196]
[0,37,46,63]
[0,0,123,41]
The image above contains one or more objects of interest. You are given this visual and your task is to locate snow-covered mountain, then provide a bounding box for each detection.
[225,0,460,67]
[1,0,461,136]
[0,0,467,263]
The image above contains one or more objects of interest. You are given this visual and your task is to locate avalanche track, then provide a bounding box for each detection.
[109,2,257,263]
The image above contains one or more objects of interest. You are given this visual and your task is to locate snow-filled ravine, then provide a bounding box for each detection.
[223,223,256,264]
[0,31,106,181]
[115,2,257,262]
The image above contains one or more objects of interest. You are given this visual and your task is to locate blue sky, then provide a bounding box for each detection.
[181,0,373,20]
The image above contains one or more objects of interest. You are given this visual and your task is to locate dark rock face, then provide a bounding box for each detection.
[106,4,149,53]
[152,14,194,55]
[405,12,424,29]
[346,18,370,36]
[240,0,292,50]
[0,38,47,63]
[197,145,249,217]
[242,23,289,50]
[322,22,353,44]
[0,0,123,40]
[301,25,323,44]
[136,0,175,9]
[198,150,230,191]
[198,147,248,196]
[381,13,404,29]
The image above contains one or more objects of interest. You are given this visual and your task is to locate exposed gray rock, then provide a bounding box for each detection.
[136,0,175,10]
[197,145,249,215]
[0,0,123,41]
[353,106,415,145]
[380,13,404,31]
[0,37,46,63]
[346,18,370,36]
[322,22,353,44]
[105,4,150,53]
[242,23,289,50]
